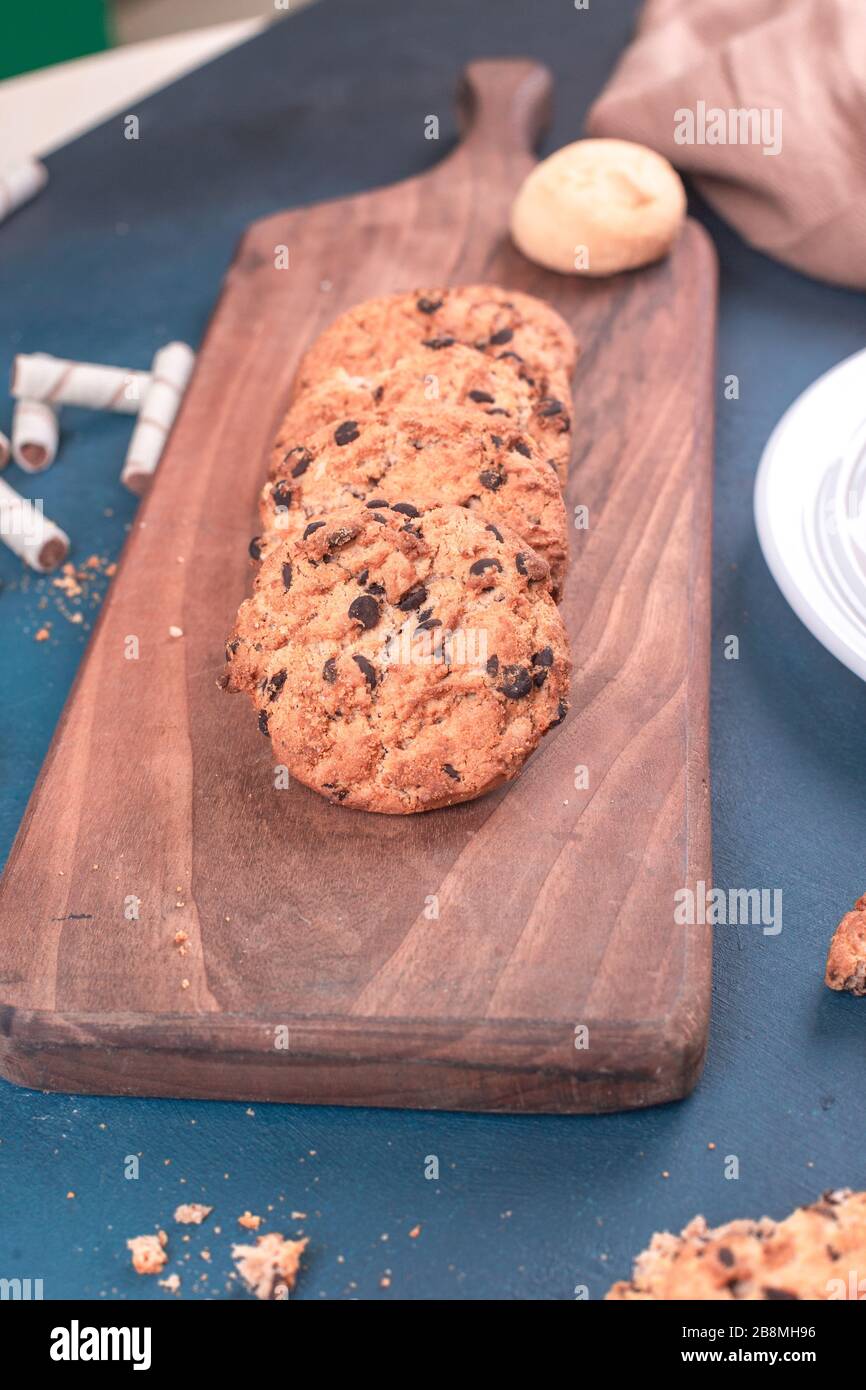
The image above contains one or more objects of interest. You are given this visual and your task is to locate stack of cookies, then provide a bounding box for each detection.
[224,285,576,814]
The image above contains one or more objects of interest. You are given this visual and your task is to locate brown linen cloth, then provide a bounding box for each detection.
[586,0,866,288]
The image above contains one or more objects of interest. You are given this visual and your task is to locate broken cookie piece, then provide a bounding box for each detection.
[606,1189,866,1299]
[127,1231,168,1276]
[232,1232,309,1300]
[825,892,866,996]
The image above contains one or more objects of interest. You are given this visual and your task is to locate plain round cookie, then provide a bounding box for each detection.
[273,343,573,485]
[225,503,570,814]
[511,138,686,277]
[258,405,569,598]
[293,284,578,399]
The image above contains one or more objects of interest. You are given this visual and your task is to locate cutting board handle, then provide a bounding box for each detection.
[455,59,553,165]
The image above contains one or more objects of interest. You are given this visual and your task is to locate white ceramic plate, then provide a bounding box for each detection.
[754,347,866,681]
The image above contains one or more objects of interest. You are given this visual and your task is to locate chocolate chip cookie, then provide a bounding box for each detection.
[259,405,569,599]
[274,343,573,484]
[825,892,866,996]
[293,285,578,402]
[225,502,570,814]
[606,1189,866,1300]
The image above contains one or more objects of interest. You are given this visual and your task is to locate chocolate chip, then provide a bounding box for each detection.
[272,479,294,509]
[533,670,548,688]
[422,336,456,349]
[537,397,563,417]
[469,557,502,575]
[303,521,325,539]
[532,646,553,667]
[479,470,503,491]
[370,512,388,524]
[763,1288,799,1300]
[397,585,427,611]
[373,384,385,403]
[226,638,240,659]
[249,535,263,560]
[515,552,528,575]
[485,523,504,542]
[282,561,293,590]
[258,710,270,736]
[442,764,461,781]
[348,595,380,629]
[365,499,388,508]
[468,389,495,404]
[267,668,287,700]
[417,606,433,622]
[365,583,385,598]
[335,419,360,446]
[391,502,420,517]
[497,349,524,365]
[414,618,441,633]
[282,445,312,476]
[352,654,377,688]
[717,1247,735,1268]
[499,664,532,699]
[486,655,499,678]
[549,699,568,727]
[489,327,513,346]
[486,407,509,417]
[322,657,337,683]
[356,568,369,585]
[490,434,503,447]
[416,297,443,314]
[512,439,532,458]
[290,448,313,476]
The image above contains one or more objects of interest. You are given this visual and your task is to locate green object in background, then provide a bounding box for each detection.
[0,0,111,81]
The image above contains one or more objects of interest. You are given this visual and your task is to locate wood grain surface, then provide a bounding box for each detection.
[0,60,716,1112]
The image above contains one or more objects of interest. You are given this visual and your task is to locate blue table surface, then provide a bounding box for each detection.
[1,0,864,1301]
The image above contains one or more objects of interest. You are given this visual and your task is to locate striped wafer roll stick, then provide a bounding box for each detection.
[0,477,69,572]
[0,159,48,224]
[0,429,9,469]
[11,353,151,414]
[12,398,59,472]
[121,342,195,495]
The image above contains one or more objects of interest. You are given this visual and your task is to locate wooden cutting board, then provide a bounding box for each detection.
[0,60,715,1113]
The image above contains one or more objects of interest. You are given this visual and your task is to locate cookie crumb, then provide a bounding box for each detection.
[174,1203,212,1225]
[232,1233,308,1300]
[127,1232,168,1275]
[237,1211,262,1231]
[159,1273,181,1293]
